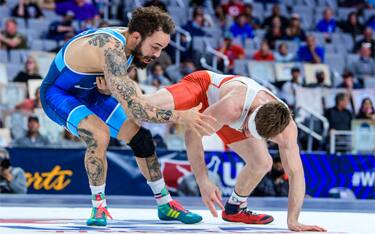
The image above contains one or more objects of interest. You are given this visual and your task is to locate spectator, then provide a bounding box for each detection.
[149,51,172,72]
[243,4,261,29]
[281,67,303,108]
[15,87,42,112]
[47,11,76,41]
[218,35,245,73]
[182,9,207,37]
[14,116,50,147]
[353,27,375,57]
[12,0,44,19]
[0,18,28,50]
[350,43,375,84]
[49,31,75,53]
[253,156,289,197]
[263,4,289,29]
[337,70,361,89]
[297,35,324,63]
[98,20,110,28]
[264,19,286,50]
[339,12,364,40]
[275,42,294,62]
[153,134,168,149]
[229,14,254,40]
[167,58,196,83]
[147,62,171,87]
[193,6,214,28]
[316,8,337,33]
[13,55,42,83]
[306,70,330,88]
[143,0,167,12]
[55,0,99,22]
[285,13,306,42]
[59,129,84,147]
[222,0,245,18]
[0,148,27,194]
[252,40,274,61]
[214,5,227,29]
[356,98,375,120]
[325,92,353,131]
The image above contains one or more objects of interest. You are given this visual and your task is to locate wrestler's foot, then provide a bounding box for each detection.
[158,200,202,224]
[86,193,112,226]
[222,203,273,224]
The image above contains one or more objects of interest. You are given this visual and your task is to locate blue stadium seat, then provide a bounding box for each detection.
[6,63,24,81]
[233,59,249,76]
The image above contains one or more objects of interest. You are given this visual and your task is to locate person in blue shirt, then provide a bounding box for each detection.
[316,8,336,33]
[297,35,325,63]
[229,14,254,40]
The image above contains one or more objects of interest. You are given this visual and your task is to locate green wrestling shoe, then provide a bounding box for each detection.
[86,193,112,226]
[158,200,203,224]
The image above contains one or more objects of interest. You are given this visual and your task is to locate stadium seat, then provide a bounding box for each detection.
[3,111,27,140]
[0,128,11,147]
[6,63,24,81]
[326,53,345,74]
[337,7,357,21]
[233,59,248,76]
[31,40,44,51]
[0,63,8,84]
[0,82,27,108]
[0,50,9,63]
[0,6,10,18]
[346,53,359,66]
[43,40,58,51]
[364,78,375,89]
[168,6,188,26]
[292,6,314,29]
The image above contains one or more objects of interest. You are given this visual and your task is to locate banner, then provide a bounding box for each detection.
[6,148,375,199]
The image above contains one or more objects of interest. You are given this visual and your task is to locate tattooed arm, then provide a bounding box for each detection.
[90,34,179,123]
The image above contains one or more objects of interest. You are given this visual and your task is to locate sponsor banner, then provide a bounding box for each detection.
[6,148,375,199]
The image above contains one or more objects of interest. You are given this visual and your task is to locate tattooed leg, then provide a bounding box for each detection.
[135,155,163,182]
[77,115,110,186]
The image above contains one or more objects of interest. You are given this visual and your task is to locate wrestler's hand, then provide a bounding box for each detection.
[288,221,327,232]
[178,104,217,136]
[198,179,224,217]
[96,76,111,95]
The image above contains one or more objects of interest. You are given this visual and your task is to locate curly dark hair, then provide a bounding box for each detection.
[128,6,175,38]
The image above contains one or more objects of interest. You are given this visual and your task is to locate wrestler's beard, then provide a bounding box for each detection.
[132,41,156,69]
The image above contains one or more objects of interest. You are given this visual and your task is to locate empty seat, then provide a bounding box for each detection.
[233,59,249,76]
[0,50,9,63]
[31,40,44,51]
[326,53,345,74]
[0,82,27,108]
[6,64,24,81]
[44,40,58,51]
[0,63,8,84]
[337,8,356,21]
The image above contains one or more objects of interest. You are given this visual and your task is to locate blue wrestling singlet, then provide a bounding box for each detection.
[40,28,133,137]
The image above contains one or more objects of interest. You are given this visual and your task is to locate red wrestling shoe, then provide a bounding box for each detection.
[222,206,274,224]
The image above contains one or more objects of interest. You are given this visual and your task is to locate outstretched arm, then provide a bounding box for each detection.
[273,120,326,232]
[91,34,177,123]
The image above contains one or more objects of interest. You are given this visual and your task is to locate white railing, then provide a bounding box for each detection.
[295,106,329,152]
[330,130,375,154]
[169,26,192,67]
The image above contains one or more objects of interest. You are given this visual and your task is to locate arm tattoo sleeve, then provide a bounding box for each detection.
[90,34,178,123]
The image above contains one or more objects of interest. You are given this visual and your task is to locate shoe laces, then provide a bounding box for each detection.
[95,203,113,219]
[169,200,188,213]
[239,207,257,215]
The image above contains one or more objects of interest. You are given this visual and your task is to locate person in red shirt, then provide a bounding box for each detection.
[218,36,246,72]
[252,40,275,61]
[222,0,245,17]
